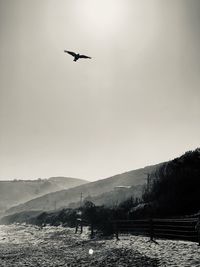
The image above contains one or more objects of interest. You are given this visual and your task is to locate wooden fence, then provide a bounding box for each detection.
[113,218,199,244]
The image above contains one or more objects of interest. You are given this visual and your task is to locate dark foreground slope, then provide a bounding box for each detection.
[5,164,160,215]
[140,148,200,217]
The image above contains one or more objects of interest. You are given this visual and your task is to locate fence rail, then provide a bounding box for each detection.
[113,218,199,244]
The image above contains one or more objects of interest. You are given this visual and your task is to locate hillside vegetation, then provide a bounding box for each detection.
[2,149,200,234]
[5,164,159,215]
[140,148,200,217]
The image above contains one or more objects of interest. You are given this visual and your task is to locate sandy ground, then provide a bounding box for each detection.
[0,224,199,267]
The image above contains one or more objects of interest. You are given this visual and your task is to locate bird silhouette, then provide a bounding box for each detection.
[64,50,92,62]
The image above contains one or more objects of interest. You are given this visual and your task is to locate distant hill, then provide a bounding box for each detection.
[3,149,200,224]
[69,185,144,208]
[0,177,88,215]
[5,164,160,215]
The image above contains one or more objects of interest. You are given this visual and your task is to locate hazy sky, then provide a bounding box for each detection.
[0,0,200,181]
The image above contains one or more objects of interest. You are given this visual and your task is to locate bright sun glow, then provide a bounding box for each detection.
[75,0,128,36]
[73,0,160,51]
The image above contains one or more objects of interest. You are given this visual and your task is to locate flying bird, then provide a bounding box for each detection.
[64,50,92,62]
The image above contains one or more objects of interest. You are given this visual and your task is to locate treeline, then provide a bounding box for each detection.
[140,148,200,217]
[30,197,140,236]
[2,148,199,236]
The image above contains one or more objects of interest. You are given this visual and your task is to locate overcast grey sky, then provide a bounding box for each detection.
[0,0,200,181]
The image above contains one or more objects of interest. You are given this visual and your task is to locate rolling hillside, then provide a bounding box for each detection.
[0,177,88,215]
[5,164,160,215]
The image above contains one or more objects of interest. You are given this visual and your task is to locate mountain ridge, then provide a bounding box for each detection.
[5,163,161,215]
[0,177,88,215]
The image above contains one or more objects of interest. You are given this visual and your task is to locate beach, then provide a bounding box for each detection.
[0,224,199,267]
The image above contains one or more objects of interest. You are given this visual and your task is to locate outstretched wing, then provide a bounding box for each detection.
[79,54,92,59]
[64,50,77,57]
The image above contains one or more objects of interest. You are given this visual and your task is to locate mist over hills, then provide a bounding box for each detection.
[0,177,88,215]
[4,164,160,215]
[1,149,200,226]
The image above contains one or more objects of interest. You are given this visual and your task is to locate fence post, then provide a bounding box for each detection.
[195,217,200,246]
[75,220,78,233]
[114,221,119,240]
[80,219,83,234]
[149,218,154,241]
[148,218,158,244]
[91,222,94,238]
